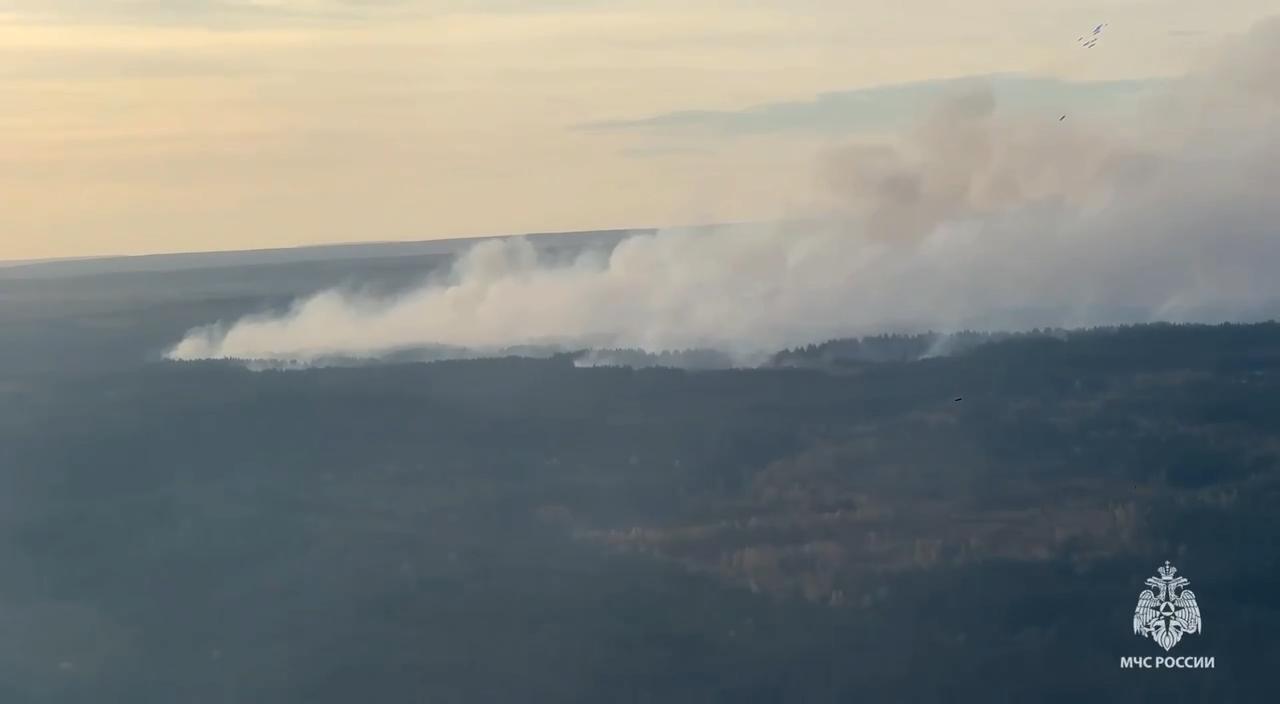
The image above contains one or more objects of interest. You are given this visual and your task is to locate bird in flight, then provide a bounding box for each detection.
[1078,23,1106,48]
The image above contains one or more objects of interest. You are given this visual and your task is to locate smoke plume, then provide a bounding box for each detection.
[168,17,1280,365]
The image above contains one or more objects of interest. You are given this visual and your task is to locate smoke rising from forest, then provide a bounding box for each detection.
[168,17,1280,365]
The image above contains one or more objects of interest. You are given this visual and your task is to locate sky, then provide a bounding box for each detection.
[1,0,1275,260]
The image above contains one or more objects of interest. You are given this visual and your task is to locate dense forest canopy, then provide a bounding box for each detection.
[1,256,1277,702]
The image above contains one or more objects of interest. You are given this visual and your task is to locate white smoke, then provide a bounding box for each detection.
[167,17,1280,365]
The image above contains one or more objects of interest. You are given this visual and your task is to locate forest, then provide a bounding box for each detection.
[1,313,1278,702]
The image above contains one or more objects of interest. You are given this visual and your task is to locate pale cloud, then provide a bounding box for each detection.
[582,74,1160,136]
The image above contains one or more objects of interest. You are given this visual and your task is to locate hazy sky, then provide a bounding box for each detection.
[1,1,1273,259]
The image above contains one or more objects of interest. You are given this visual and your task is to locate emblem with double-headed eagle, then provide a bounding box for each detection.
[1133,561,1202,651]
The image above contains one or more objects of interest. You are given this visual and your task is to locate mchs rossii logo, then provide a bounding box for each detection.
[1121,562,1214,669]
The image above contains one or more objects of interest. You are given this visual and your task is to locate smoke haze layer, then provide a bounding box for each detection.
[167,17,1280,365]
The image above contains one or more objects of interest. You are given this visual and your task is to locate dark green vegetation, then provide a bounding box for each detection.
[1,253,1278,702]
